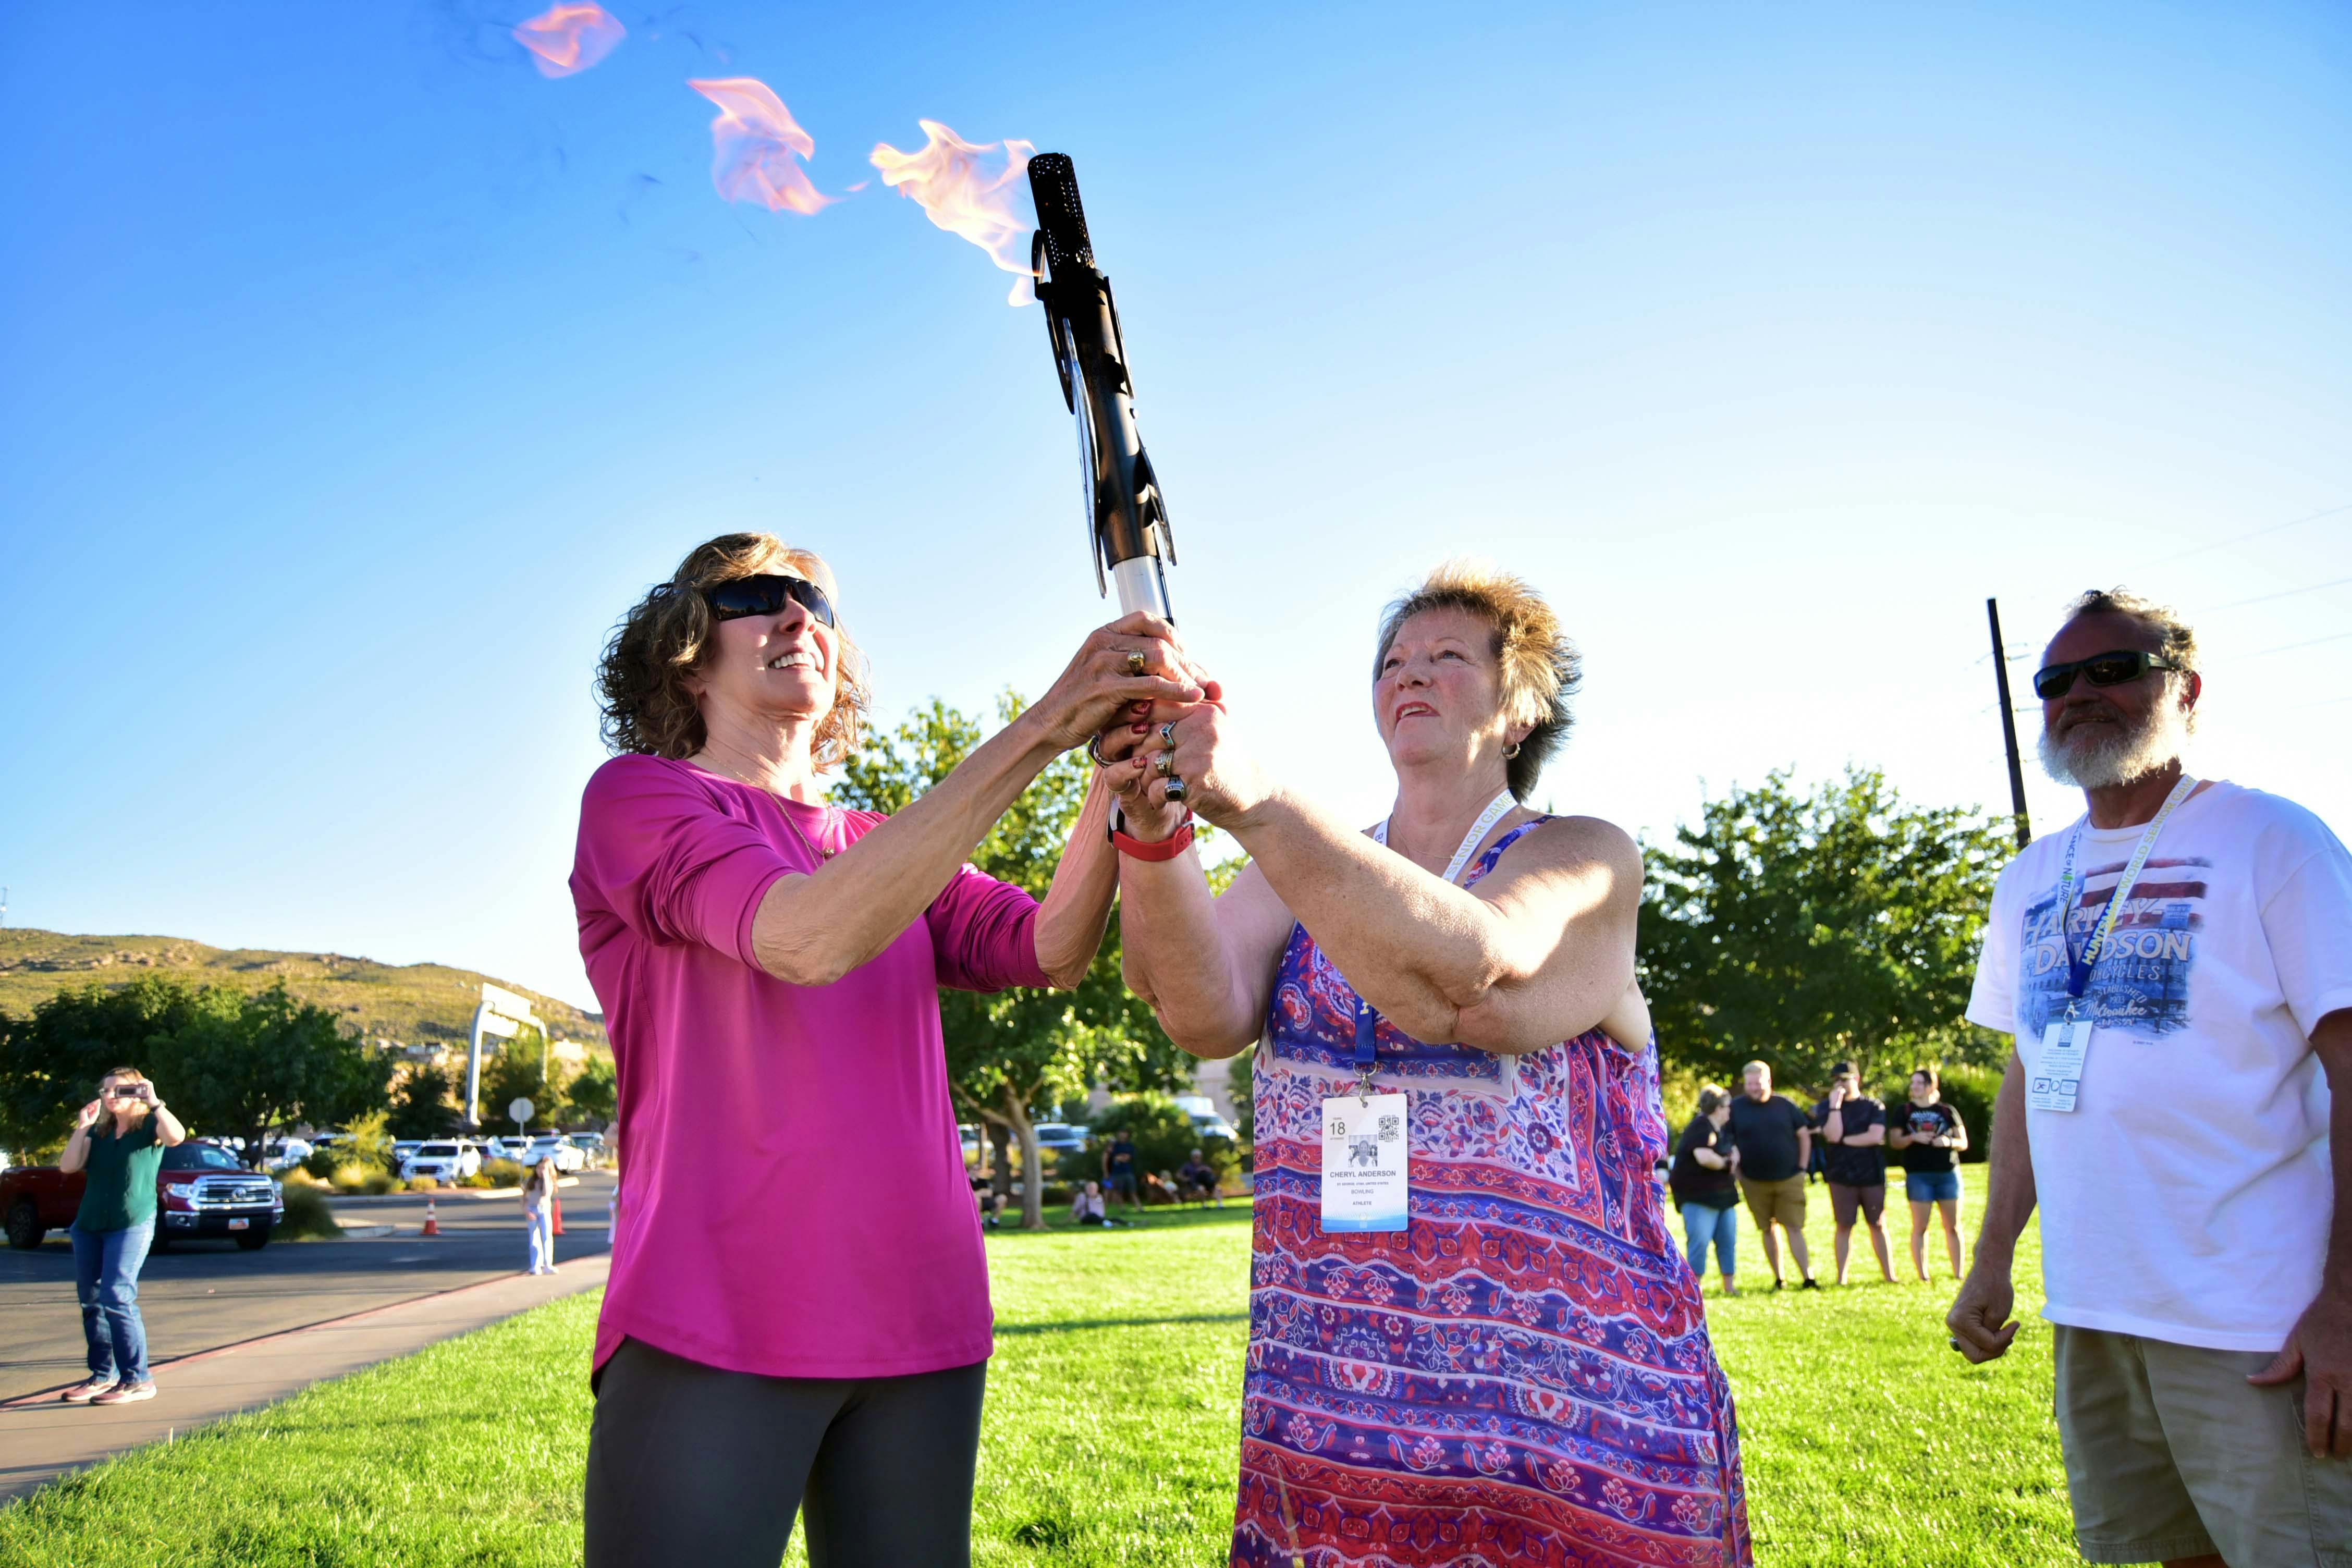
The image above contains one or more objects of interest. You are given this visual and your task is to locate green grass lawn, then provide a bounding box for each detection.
[0,1192,2074,1566]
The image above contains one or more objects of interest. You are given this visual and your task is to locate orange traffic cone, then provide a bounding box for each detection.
[551,1195,564,1236]
[421,1194,441,1238]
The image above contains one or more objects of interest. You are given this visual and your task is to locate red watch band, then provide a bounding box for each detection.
[1110,808,1195,861]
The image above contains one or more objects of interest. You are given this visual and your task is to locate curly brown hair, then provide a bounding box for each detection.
[1373,559,1582,801]
[597,533,872,768]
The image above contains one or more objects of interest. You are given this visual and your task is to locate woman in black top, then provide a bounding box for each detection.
[1888,1066,1969,1282]
[1670,1086,1741,1295]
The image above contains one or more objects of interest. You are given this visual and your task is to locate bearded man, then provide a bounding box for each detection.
[1949,587,2352,1567]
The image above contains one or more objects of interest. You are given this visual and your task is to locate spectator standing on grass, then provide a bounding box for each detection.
[1888,1068,1967,1281]
[1101,1131,1140,1212]
[57,1068,185,1406]
[521,1156,560,1276]
[1727,1061,1817,1290]
[1670,1085,1741,1296]
[1814,1061,1895,1286]
[571,534,1201,1568]
[1950,587,2352,1568]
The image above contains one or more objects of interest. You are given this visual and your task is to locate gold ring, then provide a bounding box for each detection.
[1125,651,1147,676]
[1155,751,1172,778]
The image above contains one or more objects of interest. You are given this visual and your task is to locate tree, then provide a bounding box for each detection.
[1638,767,2011,1088]
[0,980,205,1159]
[479,1025,564,1135]
[834,693,1199,1229]
[151,981,391,1165]
[388,1063,460,1138]
[567,1057,616,1129]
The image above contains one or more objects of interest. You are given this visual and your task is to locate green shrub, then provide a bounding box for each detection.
[300,1147,341,1180]
[480,1158,524,1187]
[275,1181,344,1241]
[405,1174,438,1192]
[455,1172,495,1189]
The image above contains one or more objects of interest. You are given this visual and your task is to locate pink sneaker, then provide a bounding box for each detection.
[90,1380,156,1405]
[59,1378,117,1403]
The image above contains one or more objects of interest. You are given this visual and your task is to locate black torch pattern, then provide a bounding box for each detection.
[1027,153,1176,622]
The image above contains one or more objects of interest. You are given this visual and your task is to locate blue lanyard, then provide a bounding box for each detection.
[2054,774,2196,1003]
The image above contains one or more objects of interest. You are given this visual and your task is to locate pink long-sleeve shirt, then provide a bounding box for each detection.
[570,754,1050,1381]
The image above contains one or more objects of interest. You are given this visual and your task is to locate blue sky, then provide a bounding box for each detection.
[4,2,2347,1011]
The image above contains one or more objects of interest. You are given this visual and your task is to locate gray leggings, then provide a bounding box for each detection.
[584,1337,987,1568]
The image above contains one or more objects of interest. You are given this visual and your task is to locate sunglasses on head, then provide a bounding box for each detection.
[2032,648,2183,701]
[703,574,836,628]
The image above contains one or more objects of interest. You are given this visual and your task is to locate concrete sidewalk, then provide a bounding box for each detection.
[0,1255,608,1506]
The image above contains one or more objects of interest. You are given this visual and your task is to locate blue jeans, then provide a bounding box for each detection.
[71,1219,154,1383]
[1682,1201,1737,1279]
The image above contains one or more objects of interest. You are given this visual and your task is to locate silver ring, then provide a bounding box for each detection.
[1125,651,1147,677]
[1085,733,1110,768]
[1159,721,1177,745]
[1164,776,1187,802]
[1154,751,1173,778]
[1947,1336,1964,1354]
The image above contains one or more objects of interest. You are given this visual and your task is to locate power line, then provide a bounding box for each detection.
[2240,629,2352,659]
[2198,574,2352,614]
[2152,500,2352,567]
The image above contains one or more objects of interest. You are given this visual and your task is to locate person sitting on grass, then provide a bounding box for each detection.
[1072,1180,1110,1226]
[57,1068,185,1407]
[1177,1148,1221,1206]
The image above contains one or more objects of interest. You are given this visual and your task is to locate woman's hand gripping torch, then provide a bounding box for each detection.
[1027,153,1177,625]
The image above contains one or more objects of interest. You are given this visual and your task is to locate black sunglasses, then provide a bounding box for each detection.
[2032,648,2184,701]
[703,574,836,628]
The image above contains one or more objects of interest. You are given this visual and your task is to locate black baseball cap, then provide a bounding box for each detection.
[1831,1060,1857,1077]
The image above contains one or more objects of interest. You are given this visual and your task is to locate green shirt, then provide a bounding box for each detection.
[73,1114,164,1232]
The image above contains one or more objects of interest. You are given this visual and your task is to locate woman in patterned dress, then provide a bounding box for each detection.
[1102,561,1749,1568]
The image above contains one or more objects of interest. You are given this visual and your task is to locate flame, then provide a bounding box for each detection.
[687,78,836,216]
[513,3,625,78]
[869,121,1037,305]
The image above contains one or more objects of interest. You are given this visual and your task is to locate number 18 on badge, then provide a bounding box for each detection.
[1320,1092,1408,1233]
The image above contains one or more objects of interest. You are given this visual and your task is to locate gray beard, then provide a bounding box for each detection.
[2037,700,2189,790]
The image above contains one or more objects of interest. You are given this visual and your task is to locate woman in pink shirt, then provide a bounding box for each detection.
[572,532,1202,1568]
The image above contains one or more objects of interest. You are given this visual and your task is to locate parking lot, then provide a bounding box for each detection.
[0,1171,612,1404]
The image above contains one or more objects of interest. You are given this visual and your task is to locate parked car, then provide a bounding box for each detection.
[265,1137,315,1172]
[398,1140,482,1183]
[1030,1123,1090,1155]
[3,1138,282,1251]
[569,1131,607,1163]
[522,1135,586,1173]
[482,1135,538,1165]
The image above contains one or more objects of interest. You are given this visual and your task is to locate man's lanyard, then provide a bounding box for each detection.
[2053,773,2196,1010]
[1354,790,1517,1092]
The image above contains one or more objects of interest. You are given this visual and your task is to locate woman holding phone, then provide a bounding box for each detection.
[57,1067,186,1406]
[572,532,1202,1568]
[1106,561,1750,1567]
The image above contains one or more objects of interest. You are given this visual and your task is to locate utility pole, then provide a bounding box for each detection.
[1987,598,2032,850]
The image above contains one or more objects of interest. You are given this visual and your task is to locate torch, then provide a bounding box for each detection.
[1027,153,1176,622]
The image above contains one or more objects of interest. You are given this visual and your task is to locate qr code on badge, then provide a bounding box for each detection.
[1377,1114,1401,1142]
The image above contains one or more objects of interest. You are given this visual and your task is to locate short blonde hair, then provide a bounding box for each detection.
[1741,1060,1770,1079]
[597,533,873,767]
[1373,559,1581,800]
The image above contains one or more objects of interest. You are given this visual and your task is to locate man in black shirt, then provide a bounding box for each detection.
[1726,1061,1816,1290]
[1813,1061,1895,1285]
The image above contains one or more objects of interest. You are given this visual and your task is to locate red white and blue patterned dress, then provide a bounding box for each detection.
[1232,820,1751,1568]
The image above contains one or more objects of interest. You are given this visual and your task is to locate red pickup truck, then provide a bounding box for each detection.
[3,1139,284,1252]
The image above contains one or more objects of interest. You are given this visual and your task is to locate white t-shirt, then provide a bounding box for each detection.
[1966,779,2352,1352]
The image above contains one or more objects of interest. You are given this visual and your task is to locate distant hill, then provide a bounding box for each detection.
[0,928,606,1053]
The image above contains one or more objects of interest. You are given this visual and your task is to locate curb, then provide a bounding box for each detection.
[325,1175,589,1208]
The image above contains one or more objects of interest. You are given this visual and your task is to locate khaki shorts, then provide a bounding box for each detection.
[1826,1180,1885,1227]
[2054,1324,2352,1566]
[1737,1173,1806,1232]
